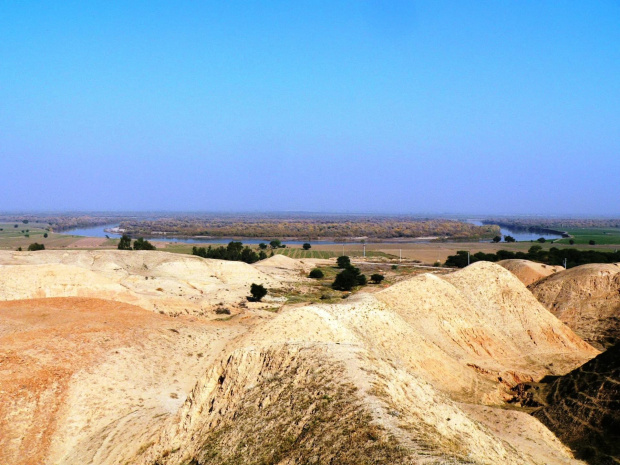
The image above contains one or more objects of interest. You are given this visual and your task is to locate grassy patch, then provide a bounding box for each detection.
[556,228,620,245]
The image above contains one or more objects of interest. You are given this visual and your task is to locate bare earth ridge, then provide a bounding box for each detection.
[0,252,603,464]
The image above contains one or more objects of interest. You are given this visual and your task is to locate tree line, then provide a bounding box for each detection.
[192,241,268,264]
[445,246,620,269]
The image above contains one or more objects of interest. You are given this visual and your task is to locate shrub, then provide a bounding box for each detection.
[504,236,516,243]
[589,240,596,245]
[258,243,267,250]
[492,236,501,243]
[133,237,156,250]
[309,268,324,279]
[249,283,267,302]
[27,243,45,251]
[391,264,398,270]
[269,239,282,249]
[370,273,385,284]
[569,239,575,245]
[43,233,48,238]
[302,242,311,250]
[537,237,546,243]
[336,255,351,268]
[215,307,231,315]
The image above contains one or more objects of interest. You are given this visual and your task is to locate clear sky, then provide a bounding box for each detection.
[1,1,618,215]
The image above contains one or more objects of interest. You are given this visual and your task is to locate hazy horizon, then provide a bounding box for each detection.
[2,1,619,215]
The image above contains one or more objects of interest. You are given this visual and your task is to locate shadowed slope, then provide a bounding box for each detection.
[533,344,620,464]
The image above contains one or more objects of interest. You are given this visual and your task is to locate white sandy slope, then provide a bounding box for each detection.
[136,262,595,465]
[0,250,279,316]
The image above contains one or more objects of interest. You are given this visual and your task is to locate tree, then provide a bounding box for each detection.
[569,239,575,245]
[118,234,132,250]
[133,237,156,250]
[537,237,546,243]
[492,236,501,243]
[22,220,29,224]
[332,265,366,291]
[332,268,358,291]
[303,242,311,250]
[337,255,351,268]
[27,243,45,251]
[270,239,282,249]
[258,243,267,250]
[43,233,48,238]
[249,283,267,302]
[258,250,268,260]
[370,273,385,284]
[309,268,324,279]
[589,240,596,245]
[504,236,516,243]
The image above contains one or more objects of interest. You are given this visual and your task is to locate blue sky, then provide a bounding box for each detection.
[1,1,619,215]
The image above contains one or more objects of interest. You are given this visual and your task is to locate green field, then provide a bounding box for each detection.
[0,222,78,250]
[555,228,620,245]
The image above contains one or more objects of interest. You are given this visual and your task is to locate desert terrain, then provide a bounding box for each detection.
[0,251,617,464]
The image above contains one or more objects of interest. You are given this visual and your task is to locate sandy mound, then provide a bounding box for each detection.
[255,253,309,270]
[134,263,594,465]
[499,259,564,286]
[0,250,279,316]
[0,258,597,464]
[376,261,597,391]
[0,297,256,465]
[529,263,620,349]
[253,253,319,283]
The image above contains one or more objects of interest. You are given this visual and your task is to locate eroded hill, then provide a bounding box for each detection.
[529,263,620,349]
[0,253,602,464]
[498,259,564,286]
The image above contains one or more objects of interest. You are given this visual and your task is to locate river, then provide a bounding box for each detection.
[466,220,564,241]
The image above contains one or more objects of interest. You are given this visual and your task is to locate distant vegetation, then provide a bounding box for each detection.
[446,245,620,269]
[192,241,266,264]
[117,215,498,240]
[117,234,155,251]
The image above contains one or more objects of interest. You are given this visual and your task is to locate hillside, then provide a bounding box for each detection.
[529,263,620,349]
[533,343,620,464]
[0,253,601,464]
[0,250,280,316]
